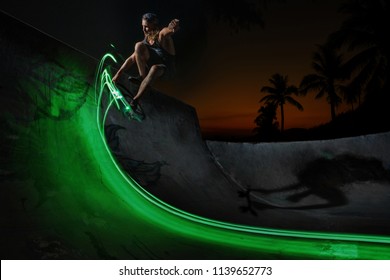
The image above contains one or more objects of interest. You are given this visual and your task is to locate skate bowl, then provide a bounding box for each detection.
[106,76,390,236]
[1,11,390,259]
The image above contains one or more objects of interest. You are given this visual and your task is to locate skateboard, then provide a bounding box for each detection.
[115,82,145,122]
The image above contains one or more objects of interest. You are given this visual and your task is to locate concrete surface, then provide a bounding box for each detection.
[108,77,390,235]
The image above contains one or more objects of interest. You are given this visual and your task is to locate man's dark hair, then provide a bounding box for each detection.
[142,13,159,25]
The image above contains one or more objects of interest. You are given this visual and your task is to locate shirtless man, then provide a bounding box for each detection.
[112,13,180,110]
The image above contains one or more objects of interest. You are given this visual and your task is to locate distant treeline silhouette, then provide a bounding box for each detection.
[254,0,390,142]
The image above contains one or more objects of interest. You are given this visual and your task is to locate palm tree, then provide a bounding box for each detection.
[300,44,351,121]
[329,0,390,103]
[260,73,303,132]
[339,84,358,111]
[254,102,279,140]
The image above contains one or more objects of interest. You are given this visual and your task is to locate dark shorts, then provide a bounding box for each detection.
[144,43,176,80]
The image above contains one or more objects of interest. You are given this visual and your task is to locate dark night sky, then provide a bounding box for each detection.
[1,1,348,136]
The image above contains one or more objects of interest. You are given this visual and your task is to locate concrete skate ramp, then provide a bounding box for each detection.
[2,11,390,259]
[105,78,261,226]
[108,77,390,235]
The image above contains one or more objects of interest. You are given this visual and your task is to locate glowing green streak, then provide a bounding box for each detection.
[95,53,132,141]
[93,53,390,259]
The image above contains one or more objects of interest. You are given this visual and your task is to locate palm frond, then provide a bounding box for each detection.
[285,96,304,111]
[300,74,325,93]
[286,85,298,95]
[311,62,326,76]
[341,46,379,78]
[260,95,278,104]
[260,86,277,94]
[315,88,326,99]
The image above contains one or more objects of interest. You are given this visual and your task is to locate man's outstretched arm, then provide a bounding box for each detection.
[159,19,180,56]
[159,19,180,37]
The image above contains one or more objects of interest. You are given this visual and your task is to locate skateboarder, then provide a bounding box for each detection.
[112,13,180,111]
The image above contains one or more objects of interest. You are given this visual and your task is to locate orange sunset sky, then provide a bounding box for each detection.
[162,1,348,137]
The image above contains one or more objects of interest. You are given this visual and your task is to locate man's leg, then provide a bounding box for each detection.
[112,53,136,83]
[134,42,150,79]
[132,64,165,102]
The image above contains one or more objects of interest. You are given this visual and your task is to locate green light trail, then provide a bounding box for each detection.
[92,53,390,259]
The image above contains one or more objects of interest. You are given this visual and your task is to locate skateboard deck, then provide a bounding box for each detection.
[115,82,145,122]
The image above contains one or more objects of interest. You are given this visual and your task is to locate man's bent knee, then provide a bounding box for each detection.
[135,42,147,53]
[149,64,165,75]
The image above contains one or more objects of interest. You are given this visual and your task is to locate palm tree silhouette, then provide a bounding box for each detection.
[254,102,279,141]
[329,0,390,104]
[260,73,303,133]
[300,44,351,121]
[340,84,358,111]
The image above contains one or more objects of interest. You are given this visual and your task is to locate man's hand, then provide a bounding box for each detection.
[112,73,119,83]
[168,19,180,33]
